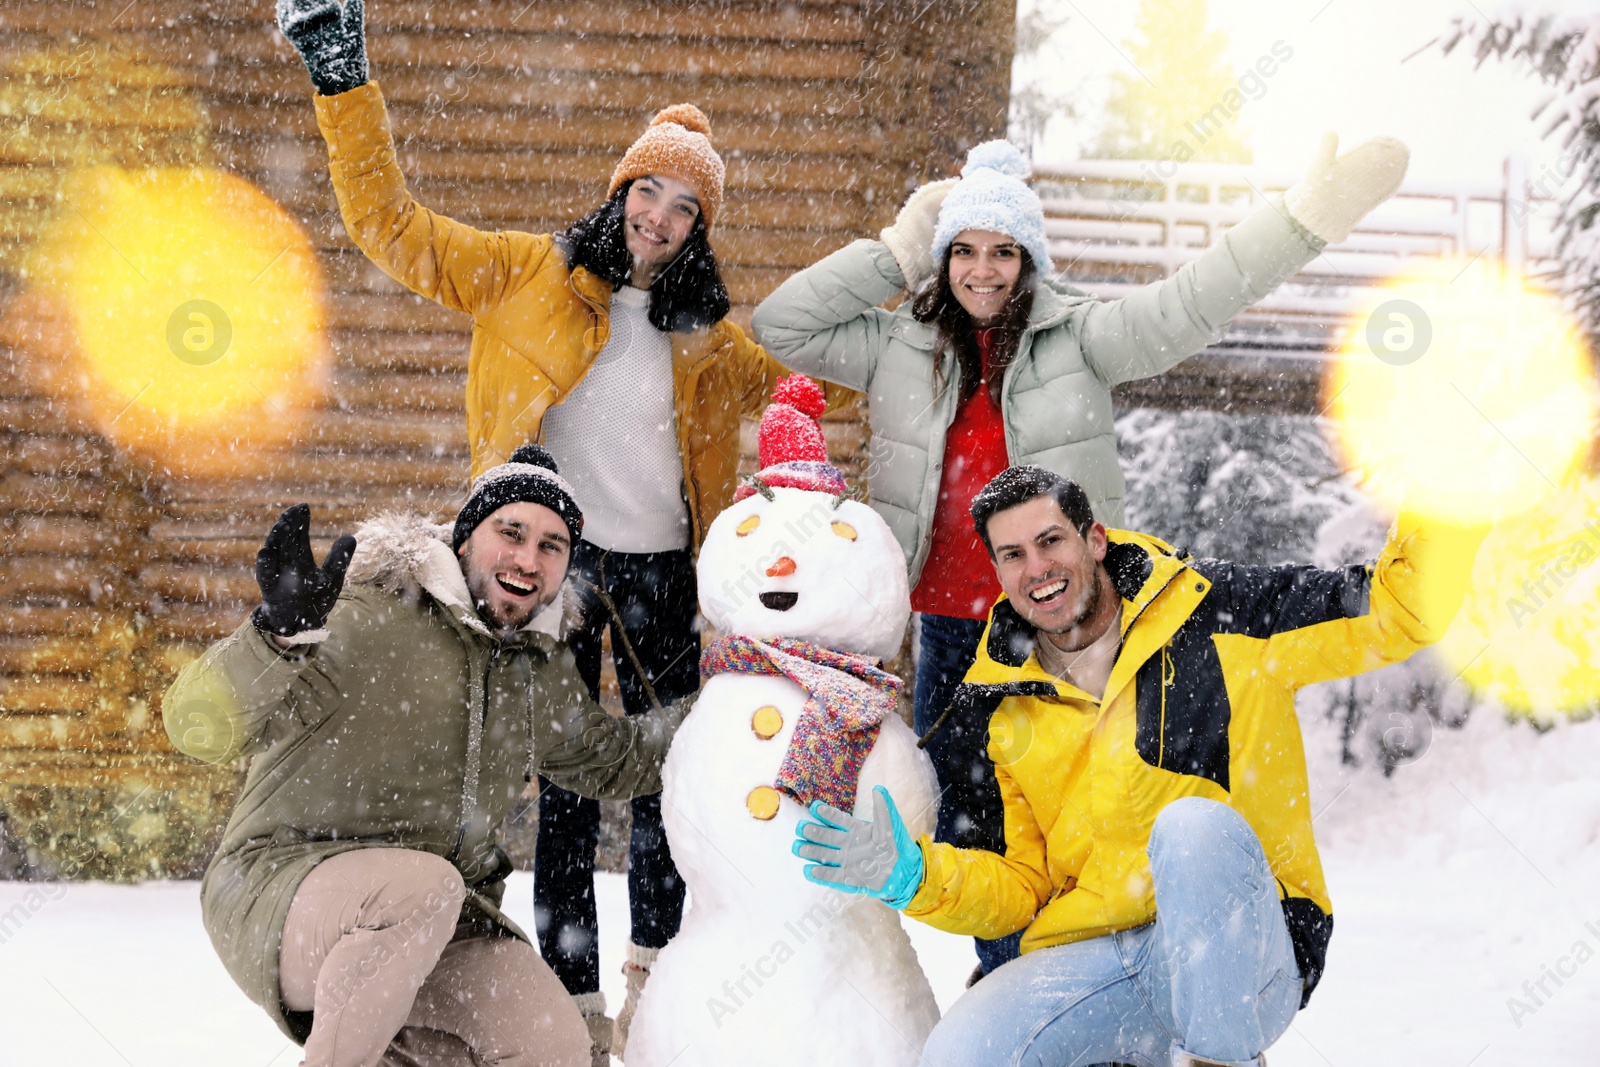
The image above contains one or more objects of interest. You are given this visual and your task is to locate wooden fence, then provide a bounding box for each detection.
[1036,155,1561,413]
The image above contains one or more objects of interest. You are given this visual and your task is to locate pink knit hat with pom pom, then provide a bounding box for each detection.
[735,375,849,501]
[607,103,727,227]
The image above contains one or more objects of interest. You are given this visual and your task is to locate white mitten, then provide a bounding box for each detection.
[1283,133,1409,245]
[879,177,960,290]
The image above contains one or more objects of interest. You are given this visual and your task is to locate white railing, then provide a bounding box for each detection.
[1035,156,1561,357]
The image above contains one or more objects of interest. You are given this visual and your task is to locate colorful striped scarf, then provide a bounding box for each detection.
[700,634,903,811]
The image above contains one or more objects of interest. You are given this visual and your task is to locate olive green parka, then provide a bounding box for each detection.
[162,513,688,1040]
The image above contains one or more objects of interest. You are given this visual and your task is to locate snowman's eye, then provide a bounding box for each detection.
[831,521,857,541]
[736,514,761,537]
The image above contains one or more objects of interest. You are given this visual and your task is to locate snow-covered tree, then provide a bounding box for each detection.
[1087,0,1251,164]
[1010,0,1076,155]
[1115,408,1353,565]
[1437,12,1600,339]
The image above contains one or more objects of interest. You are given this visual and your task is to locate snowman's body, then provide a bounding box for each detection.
[625,484,943,1066]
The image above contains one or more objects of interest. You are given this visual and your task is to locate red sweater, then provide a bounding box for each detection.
[910,329,1010,620]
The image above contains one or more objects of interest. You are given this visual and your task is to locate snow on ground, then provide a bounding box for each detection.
[1280,700,1600,1067]
[1,709,1596,1065]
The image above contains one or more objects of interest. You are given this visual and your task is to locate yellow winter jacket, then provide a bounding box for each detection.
[314,83,828,547]
[903,517,1484,1002]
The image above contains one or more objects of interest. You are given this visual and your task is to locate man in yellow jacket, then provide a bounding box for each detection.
[275,0,841,1058]
[794,466,1484,1067]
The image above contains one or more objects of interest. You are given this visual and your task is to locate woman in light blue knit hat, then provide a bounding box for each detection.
[752,131,1409,981]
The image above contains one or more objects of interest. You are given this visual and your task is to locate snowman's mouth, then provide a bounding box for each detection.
[759,592,799,611]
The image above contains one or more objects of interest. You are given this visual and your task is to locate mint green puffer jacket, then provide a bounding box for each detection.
[750,204,1323,586]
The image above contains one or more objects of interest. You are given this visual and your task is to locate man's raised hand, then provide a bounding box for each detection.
[277,0,369,96]
[252,504,357,639]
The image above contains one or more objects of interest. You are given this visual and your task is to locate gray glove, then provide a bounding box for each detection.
[277,0,369,96]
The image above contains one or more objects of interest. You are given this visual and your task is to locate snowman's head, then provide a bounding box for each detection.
[703,374,911,660]
[699,485,909,661]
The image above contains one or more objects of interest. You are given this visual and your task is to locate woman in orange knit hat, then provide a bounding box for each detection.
[272,1,838,1063]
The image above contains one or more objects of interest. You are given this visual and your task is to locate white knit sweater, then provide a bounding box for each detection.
[541,286,690,553]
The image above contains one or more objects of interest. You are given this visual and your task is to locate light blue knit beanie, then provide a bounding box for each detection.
[930,140,1050,274]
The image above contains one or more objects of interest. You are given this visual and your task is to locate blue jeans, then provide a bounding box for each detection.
[913,612,1021,975]
[920,798,1302,1067]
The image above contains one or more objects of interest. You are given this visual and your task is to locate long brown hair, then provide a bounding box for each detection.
[911,250,1037,407]
[558,180,730,332]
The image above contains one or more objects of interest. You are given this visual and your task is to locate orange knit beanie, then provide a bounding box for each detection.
[607,103,726,228]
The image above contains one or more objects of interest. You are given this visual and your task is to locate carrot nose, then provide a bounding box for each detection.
[766,556,797,577]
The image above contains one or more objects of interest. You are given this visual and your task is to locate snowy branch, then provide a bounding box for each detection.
[1439,11,1600,340]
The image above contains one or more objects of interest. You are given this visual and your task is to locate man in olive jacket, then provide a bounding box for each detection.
[163,446,688,1067]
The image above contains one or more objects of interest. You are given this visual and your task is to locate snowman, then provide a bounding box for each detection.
[624,376,942,1066]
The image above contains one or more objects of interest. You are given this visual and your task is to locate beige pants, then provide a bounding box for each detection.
[279,848,589,1067]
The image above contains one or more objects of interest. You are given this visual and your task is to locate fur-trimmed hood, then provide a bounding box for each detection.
[344,511,572,640]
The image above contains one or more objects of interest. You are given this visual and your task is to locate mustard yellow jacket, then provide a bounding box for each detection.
[313,82,821,547]
[903,518,1483,1003]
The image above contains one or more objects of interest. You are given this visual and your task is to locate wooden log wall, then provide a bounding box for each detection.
[0,0,1016,877]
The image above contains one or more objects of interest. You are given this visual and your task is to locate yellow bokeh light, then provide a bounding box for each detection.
[18,165,328,475]
[1324,258,1597,528]
[1437,477,1600,718]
